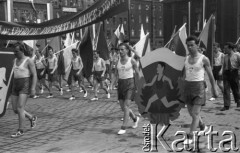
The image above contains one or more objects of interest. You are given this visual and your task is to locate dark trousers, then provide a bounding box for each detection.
[223,70,240,107]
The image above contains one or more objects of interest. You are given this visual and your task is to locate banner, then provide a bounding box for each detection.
[0,50,15,117]
[0,0,129,40]
[136,48,185,125]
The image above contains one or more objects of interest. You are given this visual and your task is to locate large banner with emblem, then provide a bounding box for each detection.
[0,0,129,40]
[0,50,15,117]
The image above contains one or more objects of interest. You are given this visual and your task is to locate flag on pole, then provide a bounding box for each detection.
[96,23,110,60]
[198,15,215,66]
[165,23,188,57]
[135,48,185,124]
[133,32,150,57]
[79,27,93,78]
[140,24,145,39]
[119,24,125,43]
[108,25,120,48]
[62,42,79,81]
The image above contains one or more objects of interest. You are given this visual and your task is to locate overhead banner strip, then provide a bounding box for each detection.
[0,0,128,40]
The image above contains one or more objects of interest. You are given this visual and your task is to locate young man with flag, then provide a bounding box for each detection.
[69,49,87,100]
[91,50,110,101]
[46,46,62,98]
[33,49,49,98]
[10,43,38,138]
[183,36,218,144]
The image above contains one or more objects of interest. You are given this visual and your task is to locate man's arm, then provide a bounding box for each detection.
[28,59,37,95]
[51,57,58,73]
[203,56,218,97]
[101,59,106,76]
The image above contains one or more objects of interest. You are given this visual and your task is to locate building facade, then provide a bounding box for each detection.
[104,0,164,49]
[163,0,240,46]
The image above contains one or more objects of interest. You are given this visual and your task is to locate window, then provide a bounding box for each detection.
[146,16,149,23]
[138,4,141,10]
[146,5,150,10]
[119,17,122,24]
[124,18,127,24]
[159,5,162,12]
[159,16,162,23]
[131,4,134,9]
[131,14,134,23]
[159,30,162,36]
[131,29,135,36]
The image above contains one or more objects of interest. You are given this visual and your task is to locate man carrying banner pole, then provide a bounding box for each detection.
[183,36,218,144]
[10,43,38,138]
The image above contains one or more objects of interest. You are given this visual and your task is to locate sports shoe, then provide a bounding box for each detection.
[60,88,63,95]
[69,96,76,100]
[66,89,71,92]
[83,91,88,98]
[40,89,44,94]
[107,93,110,99]
[11,129,24,138]
[32,95,39,99]
[183,139,193,145]
[113,87,118,90]
[79,89,84,93]
[199,125,209,135]
[209,97,216,101]
[132,116,140,129]
[65,84,69,87]
[30,116,37,129]
[117,129,126,135]
[46,95,53,99]
[88,85,93,88]
[91,97,98,101]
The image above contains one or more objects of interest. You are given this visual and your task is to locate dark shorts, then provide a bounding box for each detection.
[183,81,205,106]
[105,64,110,75]
[213,65,222,80]
[37,68,46,80]
[93,71,105,82]
[47,69,58,82]
[12,77,30,96]
[72,69,83,82]
[118,78,135,100]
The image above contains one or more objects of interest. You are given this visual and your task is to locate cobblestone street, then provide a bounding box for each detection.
[0,85,240,153]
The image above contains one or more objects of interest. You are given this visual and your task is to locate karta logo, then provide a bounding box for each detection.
[0,50,15,117]
[142,124,239,152]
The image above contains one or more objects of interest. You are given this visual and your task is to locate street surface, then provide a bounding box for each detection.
[0,81,240,153]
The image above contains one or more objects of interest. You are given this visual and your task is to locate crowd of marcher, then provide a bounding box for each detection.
[8,35,240,146]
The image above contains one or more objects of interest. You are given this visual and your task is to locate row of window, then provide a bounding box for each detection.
[106,15,162,25]
[131,4,162,11]
[13,9,47,23]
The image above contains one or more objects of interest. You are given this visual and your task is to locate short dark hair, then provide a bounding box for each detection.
[225,42,234,49]
[186,35,199,44]
[14,42,29,56]
[118,43,131,57]
[47,46,53,51]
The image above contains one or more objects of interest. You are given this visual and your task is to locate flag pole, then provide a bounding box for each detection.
[203,0,206,28]
[188,1,191,35]
[128,0,131,43]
